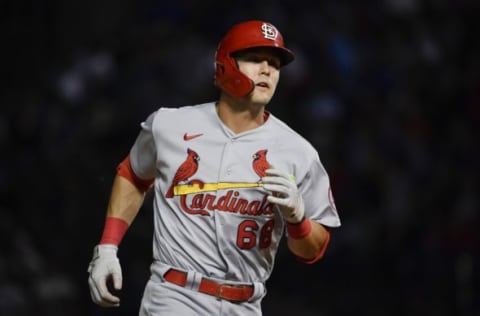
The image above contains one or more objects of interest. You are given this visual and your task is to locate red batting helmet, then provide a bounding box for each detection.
[214,20,295,97]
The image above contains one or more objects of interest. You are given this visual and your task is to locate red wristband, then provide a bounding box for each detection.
[99,217,129,246]
[286,217,312,239]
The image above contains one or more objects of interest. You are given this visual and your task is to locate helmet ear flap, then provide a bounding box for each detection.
[215,56,254,97]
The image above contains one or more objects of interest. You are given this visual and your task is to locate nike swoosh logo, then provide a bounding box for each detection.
[183,133,204,141]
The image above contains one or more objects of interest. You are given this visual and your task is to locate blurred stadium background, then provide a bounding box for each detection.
[1,0,479,315]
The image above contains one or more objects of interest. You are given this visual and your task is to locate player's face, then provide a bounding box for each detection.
[235,49,281,105]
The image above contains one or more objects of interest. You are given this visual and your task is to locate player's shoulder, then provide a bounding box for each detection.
[155,101,214,116]
[149,101,215,123]
[267,113,315,151]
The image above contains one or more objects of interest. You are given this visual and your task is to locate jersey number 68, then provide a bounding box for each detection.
[236,219,275,249]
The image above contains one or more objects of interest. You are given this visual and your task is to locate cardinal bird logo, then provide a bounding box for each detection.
[252,149,271,180]
[165,148,200,198]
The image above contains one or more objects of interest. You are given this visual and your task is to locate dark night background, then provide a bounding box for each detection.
[1,1,479,315]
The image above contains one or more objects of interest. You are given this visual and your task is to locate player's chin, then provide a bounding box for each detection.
[250,90,274,105]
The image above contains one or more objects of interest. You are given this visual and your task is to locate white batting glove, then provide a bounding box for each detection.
[262,169,305,223]
[87,244,122,307]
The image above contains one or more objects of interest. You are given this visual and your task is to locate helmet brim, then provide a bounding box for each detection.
[230,46,295,67]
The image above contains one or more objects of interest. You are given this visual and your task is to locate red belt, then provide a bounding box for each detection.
[163,269,254,302]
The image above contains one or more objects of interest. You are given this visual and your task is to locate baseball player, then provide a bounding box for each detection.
[88,20,341,315]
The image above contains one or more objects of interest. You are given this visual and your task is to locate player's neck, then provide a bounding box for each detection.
[216,98,266,134]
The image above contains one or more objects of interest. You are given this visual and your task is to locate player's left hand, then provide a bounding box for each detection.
[262,168,305,223]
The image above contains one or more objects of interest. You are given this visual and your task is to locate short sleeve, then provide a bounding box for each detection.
[130,111,158,180]
[299,154,341,228]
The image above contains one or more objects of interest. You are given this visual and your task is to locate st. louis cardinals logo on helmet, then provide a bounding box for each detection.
[261,23,278,40]
[214,20,295,98]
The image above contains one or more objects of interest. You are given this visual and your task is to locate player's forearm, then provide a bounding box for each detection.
[106,174,146,225]
[287,220,330,261]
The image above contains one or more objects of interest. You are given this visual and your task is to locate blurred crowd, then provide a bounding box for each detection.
[1,0,479,315]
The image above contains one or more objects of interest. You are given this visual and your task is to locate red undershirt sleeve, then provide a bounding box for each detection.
[116,154,154,193]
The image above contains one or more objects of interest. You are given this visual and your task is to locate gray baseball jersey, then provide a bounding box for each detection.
[129,101,340,285]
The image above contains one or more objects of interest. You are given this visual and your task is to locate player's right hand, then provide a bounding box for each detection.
[87,244,122,307]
